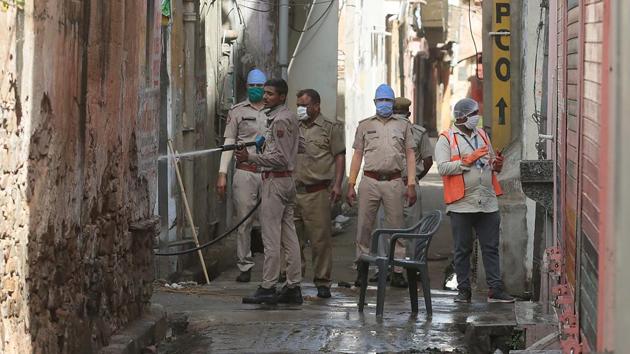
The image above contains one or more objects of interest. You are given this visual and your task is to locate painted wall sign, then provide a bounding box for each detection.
[491,0,511,150]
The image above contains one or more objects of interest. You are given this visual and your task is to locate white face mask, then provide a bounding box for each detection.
[463,115,480,130]
[296,106,309,121]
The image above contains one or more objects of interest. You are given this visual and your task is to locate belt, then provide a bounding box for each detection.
[236,163,258,173]
[296,180,330,194]
[364,171,401,181]
[262,171,292,180]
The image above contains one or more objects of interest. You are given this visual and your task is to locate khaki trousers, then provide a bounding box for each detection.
[295,188,332,287]
[356,176,406,272]
[260,176,302,289]
[232,169,262,272]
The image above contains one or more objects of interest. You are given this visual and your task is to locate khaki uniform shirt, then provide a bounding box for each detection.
[224,100,267,156]
[399,118,433,180]
[249,105,299,172]
[434,125,499,213]
[352,115,414,174]
[296,115,345,185]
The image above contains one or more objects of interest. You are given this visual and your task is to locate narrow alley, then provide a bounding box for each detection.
[1,0,630,354]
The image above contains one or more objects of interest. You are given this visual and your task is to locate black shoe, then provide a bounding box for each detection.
[368,272,391,283]
[242,286,277,304]
[316,286,331,298]
[390,272,408,288]
[487,288,515,303]
[277,285,303,304]
[236,270,251,283]
[454,288,472,303]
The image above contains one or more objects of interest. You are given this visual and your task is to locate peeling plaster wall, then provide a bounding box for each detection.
[0,1,160,353]
[0,4,31,351]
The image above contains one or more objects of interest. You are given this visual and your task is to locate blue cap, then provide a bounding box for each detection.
[374,84,395,100]
[247,69,267,85]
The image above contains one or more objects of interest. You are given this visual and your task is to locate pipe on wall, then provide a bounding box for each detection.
[279,0,289,80]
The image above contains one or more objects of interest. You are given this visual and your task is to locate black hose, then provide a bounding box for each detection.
[154,198,262,256]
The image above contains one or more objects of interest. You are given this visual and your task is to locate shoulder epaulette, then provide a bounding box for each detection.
[229,100,248,110]
[412,124,427,134]
[358,115,378,124]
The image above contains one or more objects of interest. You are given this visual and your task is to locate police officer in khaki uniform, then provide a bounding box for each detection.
[294,89,345,299]
[236,79,303,305]
[372,97,433,286]
[396,97,433,224]
[346,84,417,287]
[217,69,267,283]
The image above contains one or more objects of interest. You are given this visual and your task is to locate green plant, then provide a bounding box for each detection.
[510,328,526,350]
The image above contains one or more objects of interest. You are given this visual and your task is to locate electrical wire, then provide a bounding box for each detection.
[234,0,248,26]
[290,0,335,33]
[532,1,549,159]
[155,198,262,256]
[468,0,482,80]
[532,0,548,126]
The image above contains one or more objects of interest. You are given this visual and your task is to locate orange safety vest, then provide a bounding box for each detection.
[440,128,503,204]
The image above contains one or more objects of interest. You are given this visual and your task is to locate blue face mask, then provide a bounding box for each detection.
[376,101,394,118]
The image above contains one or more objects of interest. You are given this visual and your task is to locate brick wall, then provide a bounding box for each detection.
[0,1,160,352]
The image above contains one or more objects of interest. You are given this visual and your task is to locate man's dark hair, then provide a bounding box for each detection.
[264,78,288,96]
[296,89,321,104]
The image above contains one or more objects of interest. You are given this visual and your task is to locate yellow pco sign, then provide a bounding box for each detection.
[491,0,511,151]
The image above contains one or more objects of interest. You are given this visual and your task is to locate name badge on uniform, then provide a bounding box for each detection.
[242,116,256,121]
[367,130,377,134]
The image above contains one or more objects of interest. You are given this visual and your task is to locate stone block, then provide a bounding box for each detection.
[520,160,553,211]
[99,303,167,354]
[99,344,132,354]
[475,197,530,296]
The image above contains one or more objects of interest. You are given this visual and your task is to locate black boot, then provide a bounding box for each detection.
[454,288,472,303]
[316,286,331,299]
[242,286,278,304]
[487,288,515,303]
[277,285,303,304]
[236,270,251,282]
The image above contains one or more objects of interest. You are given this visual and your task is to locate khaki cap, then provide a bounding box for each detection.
[394,97,412,112]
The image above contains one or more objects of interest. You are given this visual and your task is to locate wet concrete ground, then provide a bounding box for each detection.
[153,168,540,353]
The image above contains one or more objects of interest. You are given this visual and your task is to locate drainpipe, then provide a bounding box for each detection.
[279,0,289,80]
[182,0,197,233]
